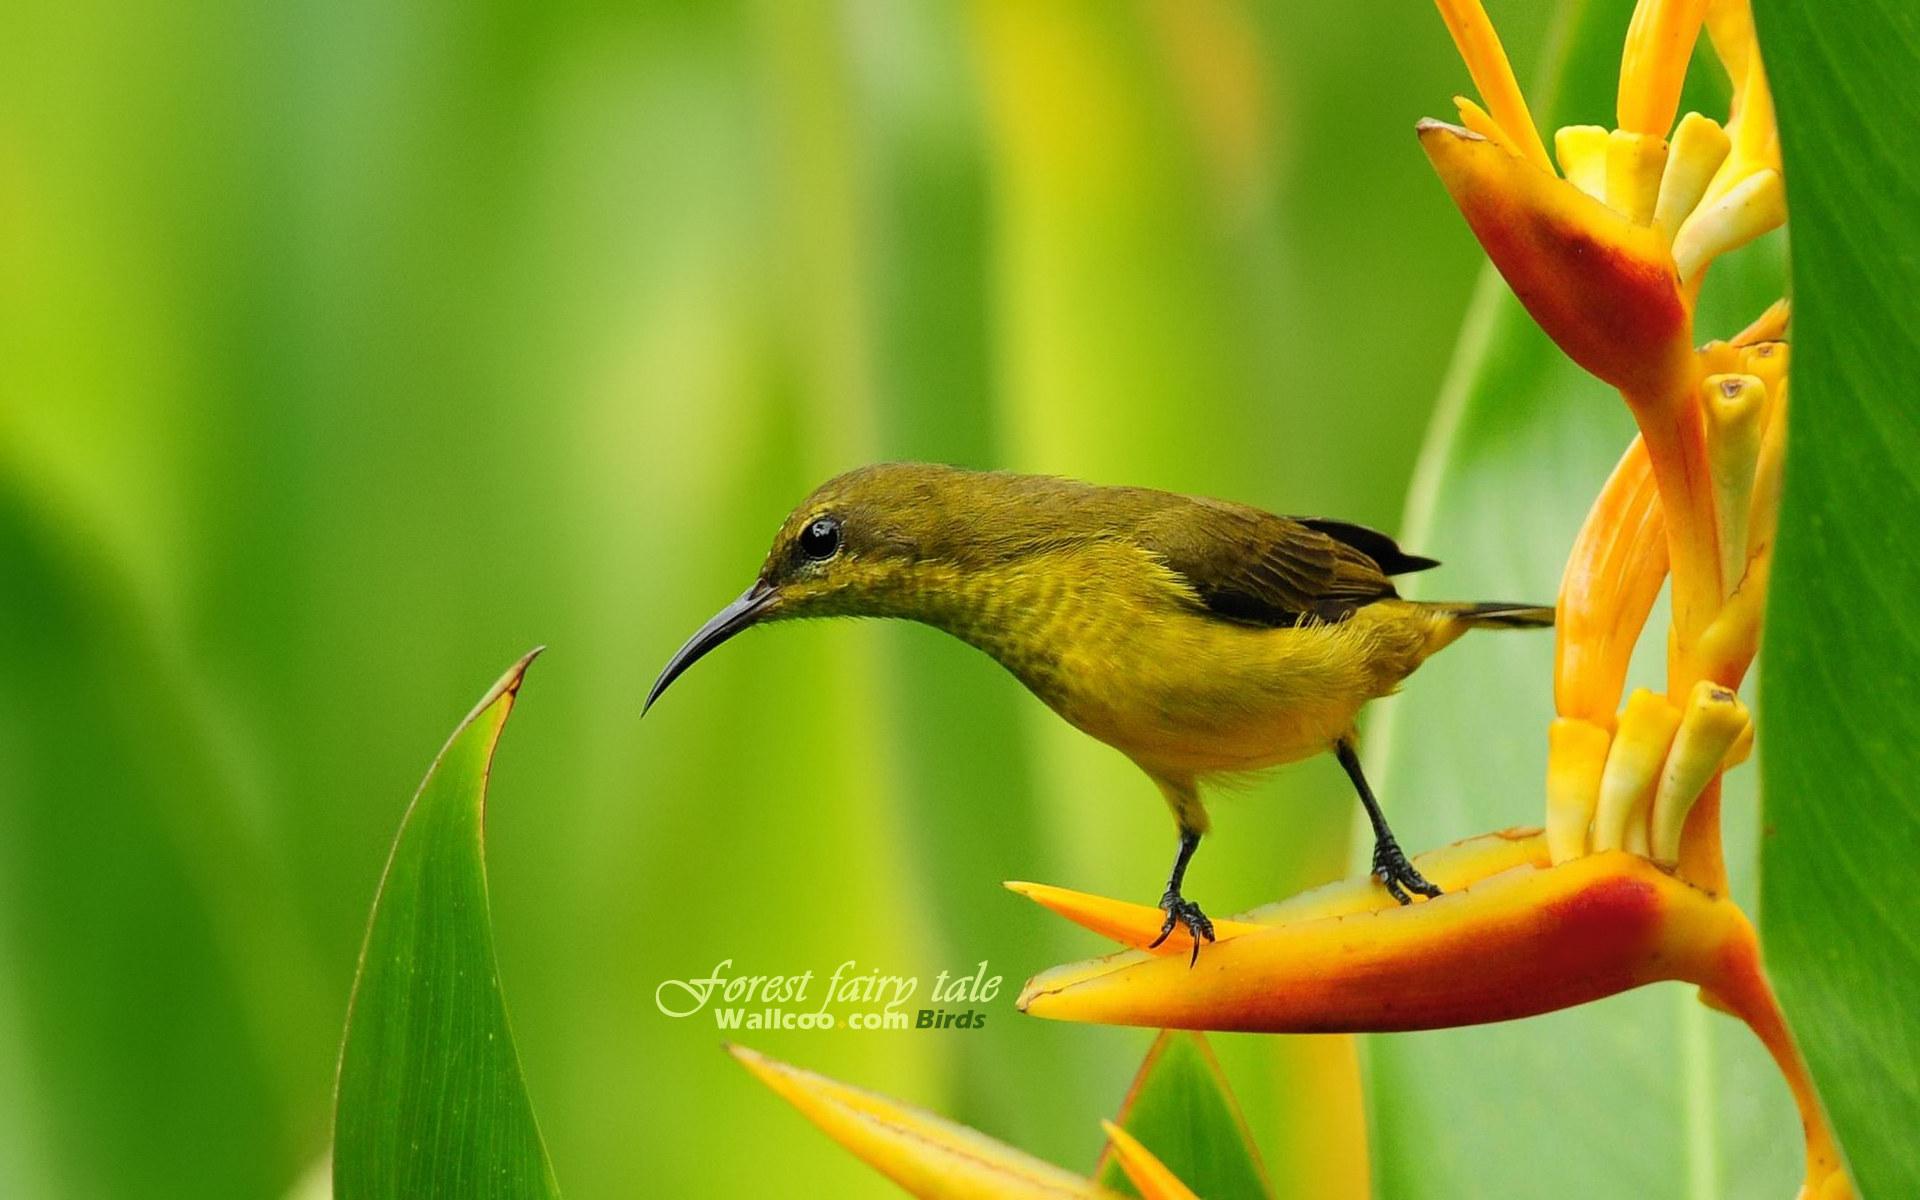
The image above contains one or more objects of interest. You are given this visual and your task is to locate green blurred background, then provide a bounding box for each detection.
[0,2,1572,1195]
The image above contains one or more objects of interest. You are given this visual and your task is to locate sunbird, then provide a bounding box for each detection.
[647,463,1551,958]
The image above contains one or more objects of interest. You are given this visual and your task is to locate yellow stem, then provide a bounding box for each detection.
[1624,370,1723,664]
[1707,913,1852,1199]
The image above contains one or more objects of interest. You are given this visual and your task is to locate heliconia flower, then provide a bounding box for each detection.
[1419,0,1792,888]
[1423,0,1786,664]
[1554,437,1665,732]
[1553,310,1786,888]
[1010,3,1843,1193]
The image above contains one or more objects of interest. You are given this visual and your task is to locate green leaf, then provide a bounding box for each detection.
[1096,1031,1274,1200]
[1754,2,1920,1196]
[333,652,560,1200]
[1363,1,1799,1196]
[0,481,327,1199]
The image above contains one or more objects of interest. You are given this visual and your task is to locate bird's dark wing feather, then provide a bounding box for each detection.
[1296,517,1440,577]
[1133,499,1434,628]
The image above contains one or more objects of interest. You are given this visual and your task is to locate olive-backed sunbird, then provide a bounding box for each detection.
[647,463,1551,959]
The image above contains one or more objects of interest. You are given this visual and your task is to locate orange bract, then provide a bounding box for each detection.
[1418,121,1693,395]
[728,1044,1129,1200]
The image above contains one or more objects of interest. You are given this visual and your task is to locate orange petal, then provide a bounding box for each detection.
[1732,298,1789,346]
[1555,435,1668,724]
[1617,0,1709,137]
[1704,0,1757,100]
[1005,882,1267,953]
[1431,0,1553,174]
[1453,95,1515,157]
[1099,1123,1202,1200]
[1546,717,1611,863]
[727,1045,1122,1199]
[1017,852,1740,1033]
[1419,120,1693,394]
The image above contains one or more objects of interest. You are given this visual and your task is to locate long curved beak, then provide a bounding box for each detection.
[645,580,780,713]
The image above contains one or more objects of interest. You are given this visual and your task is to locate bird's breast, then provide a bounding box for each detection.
[915,551,1435,778]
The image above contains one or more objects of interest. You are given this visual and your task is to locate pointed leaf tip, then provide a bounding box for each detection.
[333,652,558,1199]
[461,645,544,727]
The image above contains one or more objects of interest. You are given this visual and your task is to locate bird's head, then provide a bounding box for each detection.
[645,462,999,711]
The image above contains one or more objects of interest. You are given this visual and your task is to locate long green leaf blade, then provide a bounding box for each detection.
[1755,2,1920,1196]
[0,483,323,1199]
[333,651,559,1200]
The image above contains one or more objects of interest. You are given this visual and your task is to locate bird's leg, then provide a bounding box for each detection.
[1335,736,1442,905]
[1147,827,1216,966]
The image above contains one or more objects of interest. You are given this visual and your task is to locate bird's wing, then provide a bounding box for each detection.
[1294,517,1440,578]
[1134,499,1434,627]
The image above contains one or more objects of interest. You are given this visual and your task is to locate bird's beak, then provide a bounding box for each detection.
[645,580,780,713]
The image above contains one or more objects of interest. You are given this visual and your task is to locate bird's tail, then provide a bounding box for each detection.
[1408,600,1555,659]
[1429,601,1557,630]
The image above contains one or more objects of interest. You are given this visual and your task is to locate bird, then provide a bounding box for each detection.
[645,463,1552,960]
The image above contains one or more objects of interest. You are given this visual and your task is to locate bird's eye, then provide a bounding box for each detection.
[798,515,842,561]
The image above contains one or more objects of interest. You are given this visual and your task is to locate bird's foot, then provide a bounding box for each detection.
[1372,837,1443,905]
[1149,890,1216,966]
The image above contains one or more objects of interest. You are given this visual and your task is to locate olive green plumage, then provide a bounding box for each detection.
[753,464,1540,807]
[649,461,1553,943]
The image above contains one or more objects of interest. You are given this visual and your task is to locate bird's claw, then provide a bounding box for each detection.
[1372,838,1443,905]
[1148,891,1216,966]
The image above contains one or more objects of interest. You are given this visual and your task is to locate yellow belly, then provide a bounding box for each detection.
[905,544,1450,785]
[1041,601,1435,779]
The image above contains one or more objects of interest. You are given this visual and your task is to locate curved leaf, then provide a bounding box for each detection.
[333,652,559,1200]
[1755,1,1920,1196]
[1363,1,1798,1195]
